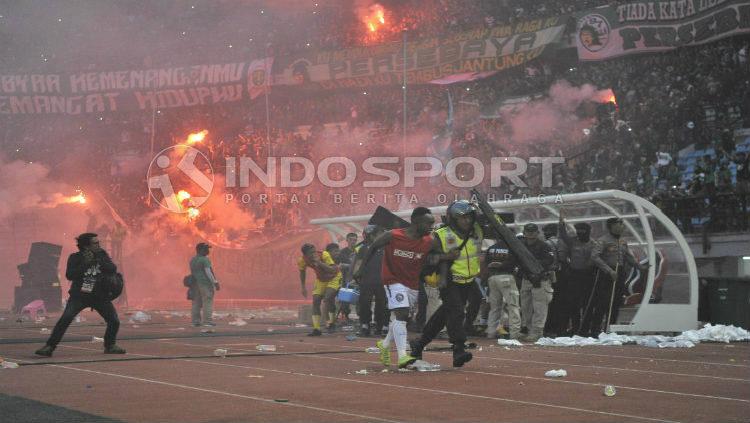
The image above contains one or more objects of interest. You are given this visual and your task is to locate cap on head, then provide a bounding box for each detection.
[574,222,592,231]
[196,242,211,254]
[523,223,539,233]
[542,223,558,237]
[606,217,623,228]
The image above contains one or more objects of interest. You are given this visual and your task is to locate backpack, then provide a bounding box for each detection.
[183,275,195,287]
[101,272,124,301]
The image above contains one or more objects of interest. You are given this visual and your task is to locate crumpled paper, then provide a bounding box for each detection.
[544,369,567,377]
[535,324,749,348]
[128,311,151,323]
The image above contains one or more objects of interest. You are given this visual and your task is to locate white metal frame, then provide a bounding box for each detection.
[311,190,699,333]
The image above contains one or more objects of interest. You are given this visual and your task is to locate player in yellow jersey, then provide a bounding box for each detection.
[298,243,342,335]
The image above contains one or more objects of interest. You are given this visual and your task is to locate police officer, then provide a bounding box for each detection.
[541,223,562,336]
[410,200,482,367]
[518,223,555,343]
[484,235,521,339]
[583,217,642,336]
[557,210,597,336]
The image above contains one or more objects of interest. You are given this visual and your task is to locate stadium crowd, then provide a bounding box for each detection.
[1,0,748,240]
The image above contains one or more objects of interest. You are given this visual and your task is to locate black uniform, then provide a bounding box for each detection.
[355,244,387,334]
[45,250,121,349]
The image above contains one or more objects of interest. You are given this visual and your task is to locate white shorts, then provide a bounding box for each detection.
[385,283,419,310]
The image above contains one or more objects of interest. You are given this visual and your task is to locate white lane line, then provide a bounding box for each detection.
[185,336,750,383]
[178,357,684,423]
[162,339,748,404]
[49,364,404,423]
[54,344,685,422]
[471,354,750,383]
[522,347,750,368]
[307,354,750,404]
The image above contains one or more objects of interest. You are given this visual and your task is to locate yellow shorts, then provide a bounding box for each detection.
[312,277,341,296]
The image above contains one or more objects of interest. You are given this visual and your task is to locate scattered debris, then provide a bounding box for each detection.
[228,319,247,326]
[365,347,380,354]
[247,374,264,378]
[213,348,228,357]
[74,315,86,323]
[408,360,441,372]
[91,336,104,343]
[128,311,151,323]
[536,324,750,348]
[1,361,19,369]
[274,399,289,403]
[497,339,524,347]
[256,345,276,352]
[544,369,567,378]
[355,369,369,375]
[345,335,357,341]
[604,385,617,396]
[40,328,50,334]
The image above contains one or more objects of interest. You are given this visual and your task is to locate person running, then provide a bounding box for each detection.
[409,200,481,368]
[354,207,438,369]
[299,243,342,335]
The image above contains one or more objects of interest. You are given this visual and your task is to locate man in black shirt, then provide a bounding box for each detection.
[35,233,125,357]
[484,238,521,339]
[351,225,386,336]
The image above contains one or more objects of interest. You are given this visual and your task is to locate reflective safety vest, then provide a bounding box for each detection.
[435,224,483,283]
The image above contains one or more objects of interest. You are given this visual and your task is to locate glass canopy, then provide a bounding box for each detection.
[311,190,699,333]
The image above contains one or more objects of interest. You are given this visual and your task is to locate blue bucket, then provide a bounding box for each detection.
[337,287,359,304]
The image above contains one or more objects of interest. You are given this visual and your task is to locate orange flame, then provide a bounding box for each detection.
[363,4,386,33]
[66,191,87,204]
[187,207,200,220]
[186,130,208,145]
[607,94,617,105]
[176,190,191,202]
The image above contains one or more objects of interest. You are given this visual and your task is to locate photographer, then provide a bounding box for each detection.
[35,233,125,357]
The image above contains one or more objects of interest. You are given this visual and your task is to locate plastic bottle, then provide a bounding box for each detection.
[256,345,276,352]
[365,347,380,354]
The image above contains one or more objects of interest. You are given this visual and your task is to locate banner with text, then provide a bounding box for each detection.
[575,0,750,61]
[0,58,273,115]
[273,17,567,89]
